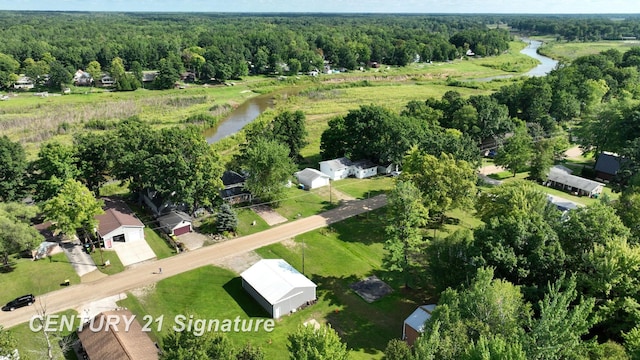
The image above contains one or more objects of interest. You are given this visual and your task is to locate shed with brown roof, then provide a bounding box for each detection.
[77,309,158,360]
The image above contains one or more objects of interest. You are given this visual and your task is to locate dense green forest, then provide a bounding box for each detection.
[0,12,515,88]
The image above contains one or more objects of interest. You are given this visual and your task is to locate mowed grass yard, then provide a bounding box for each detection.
[118,209,421,359]
[0,253,80,306]
[11,309,81,360]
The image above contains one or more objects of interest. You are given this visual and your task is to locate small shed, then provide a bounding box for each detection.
[403,304,436,346]
[241,259,317,319]
[595,152,623,181]
[296,168,330,189]
[319,157,353,181]
[158,211,192,236]
[95,198,145,249]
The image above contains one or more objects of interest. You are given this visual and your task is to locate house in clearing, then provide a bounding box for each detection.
[595,152,624,182]
[157,210,192,236]
[319,157,378,181]
[13,75,34,90]
[403,304,436,346]
[241,259,317,319]
[77,309,159,360]
[295,168,330,190]
[545,165,604,198]
[73,70,92,86]
[95,198,145,249]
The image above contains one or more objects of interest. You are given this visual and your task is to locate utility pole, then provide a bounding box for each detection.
[302,238,305,275]
[329,179,332,205]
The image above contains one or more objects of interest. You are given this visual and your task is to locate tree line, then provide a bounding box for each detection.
[0,12,512,89]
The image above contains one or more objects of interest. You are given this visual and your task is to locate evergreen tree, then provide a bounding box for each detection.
[216,203,238,233]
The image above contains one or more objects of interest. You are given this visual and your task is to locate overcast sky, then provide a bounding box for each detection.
[2,0,640,14]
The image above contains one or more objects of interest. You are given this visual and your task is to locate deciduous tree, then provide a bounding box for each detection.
[0,202,43,267]
[287,324,349,360]
[0,136,28,202]
[242,138,296,205]
[494,125,532,177]
[384,180,428,288]
[42,179,104,237]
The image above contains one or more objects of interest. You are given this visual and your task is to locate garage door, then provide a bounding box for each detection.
[173,225,191,236]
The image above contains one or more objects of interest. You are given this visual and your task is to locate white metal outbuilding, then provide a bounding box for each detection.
[241,259,317,319]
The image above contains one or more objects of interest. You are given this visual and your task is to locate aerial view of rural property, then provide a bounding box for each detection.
[3,0,640,359]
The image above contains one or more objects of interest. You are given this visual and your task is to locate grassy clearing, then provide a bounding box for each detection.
[0,252,80,304]
[331,176,394,199]
[89,249,125,275]
[539,40,640,61]
[118,208,421,359]
[11,309,80,360]
[275,186,335,220]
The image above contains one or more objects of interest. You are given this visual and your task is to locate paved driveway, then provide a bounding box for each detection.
[113,240,156,267]
[61,239,98,277]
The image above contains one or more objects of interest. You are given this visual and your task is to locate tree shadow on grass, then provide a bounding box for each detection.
[310,272,424,356]
[222,277,271,318]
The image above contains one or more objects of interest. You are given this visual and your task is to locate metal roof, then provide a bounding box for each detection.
[404,304,436,332]
[241,259,316,305]
[319,157,352,170]
[296,168,329,184]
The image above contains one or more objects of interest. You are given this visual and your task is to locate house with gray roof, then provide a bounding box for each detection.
[295,168,330,189]
[319,157,378,180]
[545,166,604,198]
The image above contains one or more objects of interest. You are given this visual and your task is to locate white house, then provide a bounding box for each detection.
[95,198,145,249]
[403,304,436,346]
[13,75,34,89]
[320,157,379,180]
[319,157,353,181]
[157,211,192,236]
[296,168,330,190]
[241,259,317,319]
[351,160,378,179]
[545,166,604,198]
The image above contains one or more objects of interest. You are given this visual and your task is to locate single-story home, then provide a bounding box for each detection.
[100,75,116,87]
[95,198,145,249]
[351,159,378,179]
[220,170,252,204]
[295,168,330,190]
[241,259,317,319]
[403,304,436,346]
[77,309,159,360]
[157,211,192,236]
[595,152,623,182]
[545,166,604,198]
[13,75,34,90]
[319,157,379,180]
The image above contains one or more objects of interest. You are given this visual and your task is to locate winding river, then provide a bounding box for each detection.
[205,39,558,143]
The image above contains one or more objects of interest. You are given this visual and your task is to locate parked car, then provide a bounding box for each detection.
[2,294,35,311]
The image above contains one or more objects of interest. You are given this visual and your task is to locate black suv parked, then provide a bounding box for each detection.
[2,294,35,311]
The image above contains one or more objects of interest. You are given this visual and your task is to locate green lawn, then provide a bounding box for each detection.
[275,186,336,220]
[144,227,175,259]
[539,39,640,62]
[235,208,270,236]
[89,249,125,275]
[331,176,395,199]
[118,208,423,359]
[10,309,80,360]
[0,252,80,305]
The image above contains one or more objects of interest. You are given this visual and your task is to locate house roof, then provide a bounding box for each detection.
[319,157,352,170]
[547,194,581,212]
[296,168,329,184]
[241,259,316,305]
[221,170,246,187]
[547,166,604,193]
[404,304,436,333]
[352,159,378,170]
[158,211,192,229]
[595,152,622,176]
[78,309,158,360]
[33,221,57,241]
[95,198,144,236]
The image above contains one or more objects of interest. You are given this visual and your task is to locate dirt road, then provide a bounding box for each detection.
[0,195,387,329]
